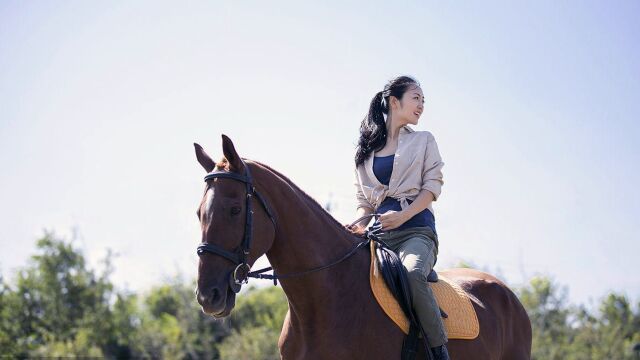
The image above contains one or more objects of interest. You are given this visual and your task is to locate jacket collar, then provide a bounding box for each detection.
[363,125,414,186]
[401,125,415,133]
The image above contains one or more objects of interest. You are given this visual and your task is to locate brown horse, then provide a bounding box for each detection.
[194,135,532,360]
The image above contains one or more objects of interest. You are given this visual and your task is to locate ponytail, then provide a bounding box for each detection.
[354,76,420,167]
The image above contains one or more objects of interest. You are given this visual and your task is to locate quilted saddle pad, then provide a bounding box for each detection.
[369,241,479,339]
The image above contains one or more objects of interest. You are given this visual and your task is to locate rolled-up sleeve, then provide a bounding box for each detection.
[354,168,374,211]
[421,133,444,201]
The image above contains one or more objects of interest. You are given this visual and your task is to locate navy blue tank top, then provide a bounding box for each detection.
[370,154,436,234]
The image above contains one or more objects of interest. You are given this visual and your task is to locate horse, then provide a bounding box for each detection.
[194,134,532,360]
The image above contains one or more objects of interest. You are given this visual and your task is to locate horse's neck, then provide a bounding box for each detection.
[261,172,363,312]
[264,185,356,276]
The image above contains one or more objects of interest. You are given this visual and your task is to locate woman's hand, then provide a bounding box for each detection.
[379,210,409,231]
[344,223,366,236]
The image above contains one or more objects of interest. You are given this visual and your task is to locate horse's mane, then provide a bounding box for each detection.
[252,160,345,227]
[216,156,365,238]
[256,161,368,238]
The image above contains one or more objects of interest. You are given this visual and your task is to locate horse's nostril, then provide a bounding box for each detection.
[196,290,209,305]
[211,287,221,303]
[196,286,222,306]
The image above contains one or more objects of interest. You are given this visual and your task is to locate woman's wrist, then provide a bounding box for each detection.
[402,190,433,220]
[400,210,412,223]
[355,207,374,227]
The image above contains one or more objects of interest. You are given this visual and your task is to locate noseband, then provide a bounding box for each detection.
[196,158,276,293]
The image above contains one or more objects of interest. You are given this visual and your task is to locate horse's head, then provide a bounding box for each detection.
[193,135,276,317]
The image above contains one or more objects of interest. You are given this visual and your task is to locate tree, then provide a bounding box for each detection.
[0,232,238,358]
[0,231,116,356]
[516,275,640,360]
[517,275,572,359]
[9,230,637,358]
[218,325,281,360]
[228,285,288,333]
[134,279,232,359]
[217,285,288,359]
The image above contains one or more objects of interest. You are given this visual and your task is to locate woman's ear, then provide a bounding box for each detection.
[389,95,400,111]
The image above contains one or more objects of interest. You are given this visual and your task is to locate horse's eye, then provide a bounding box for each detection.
[230,206,242,216]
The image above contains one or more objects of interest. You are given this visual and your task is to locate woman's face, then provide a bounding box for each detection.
[393,85,424,126]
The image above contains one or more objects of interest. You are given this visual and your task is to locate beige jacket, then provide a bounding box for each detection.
[354,125,444,214]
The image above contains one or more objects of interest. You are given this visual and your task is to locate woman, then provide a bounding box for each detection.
[348,75,449,360]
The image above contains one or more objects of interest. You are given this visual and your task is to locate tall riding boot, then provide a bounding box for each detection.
[430,343,450,360]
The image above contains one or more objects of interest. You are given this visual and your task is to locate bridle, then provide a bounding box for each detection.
[196,157,381,293]
[196,158,276,293]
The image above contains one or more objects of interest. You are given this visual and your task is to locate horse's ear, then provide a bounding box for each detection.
[221,134,245,173]
[194,143,216,173]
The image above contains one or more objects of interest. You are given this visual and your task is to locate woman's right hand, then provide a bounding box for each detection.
[344,223,366,235]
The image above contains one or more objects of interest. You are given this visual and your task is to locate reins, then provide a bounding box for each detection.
[247,213,384,285]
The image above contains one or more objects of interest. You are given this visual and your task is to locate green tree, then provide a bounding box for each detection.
[0,231,141,357]
[566,294,640,359]
[146,284,182,318]
[134,279,232,359]
[107,292,141,358]
[517,275,573,359]
[229,285,288,333]
[218,325,281,360]
[0,232,118,356]
[0,232,237,359]
[0,274,20,356]
[216,285,288,359]
[517,275,640,360]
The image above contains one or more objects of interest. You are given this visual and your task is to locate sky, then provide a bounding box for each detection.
[1,0,639,309]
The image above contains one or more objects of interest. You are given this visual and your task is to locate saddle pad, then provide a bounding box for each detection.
[369,241,479,340]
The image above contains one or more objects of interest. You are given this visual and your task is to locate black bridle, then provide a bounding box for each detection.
[196,158,381,293]
[196,158,276,293]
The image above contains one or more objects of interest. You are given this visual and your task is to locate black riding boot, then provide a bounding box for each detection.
[430,343,450,360]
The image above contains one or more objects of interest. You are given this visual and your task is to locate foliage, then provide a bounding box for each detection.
[229,285,288,333]
[0,232,233,358]
[0,231,116,357]
[216,285,288,360]
[133,280,231,359]
[517,275,640,360]
[218,326,281,360]
[1,232,638,358]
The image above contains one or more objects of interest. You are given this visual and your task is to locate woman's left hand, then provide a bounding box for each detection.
[379,210,409,231]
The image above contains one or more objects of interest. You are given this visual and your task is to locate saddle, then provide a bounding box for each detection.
[369,240,480,340]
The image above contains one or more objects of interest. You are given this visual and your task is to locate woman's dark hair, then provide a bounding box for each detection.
[354,75,421,166]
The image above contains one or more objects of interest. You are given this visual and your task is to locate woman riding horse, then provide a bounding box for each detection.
[348,75,449,360]
[194,107,532,359]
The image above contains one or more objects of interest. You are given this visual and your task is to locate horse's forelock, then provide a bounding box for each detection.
[215,157,229,171]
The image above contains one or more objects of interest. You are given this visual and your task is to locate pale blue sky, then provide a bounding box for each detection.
[1,1,638,308]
